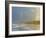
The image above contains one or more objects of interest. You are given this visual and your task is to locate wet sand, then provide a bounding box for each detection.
[12,21,40,31]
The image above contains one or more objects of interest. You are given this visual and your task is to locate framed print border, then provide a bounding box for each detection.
[5,1,45,37]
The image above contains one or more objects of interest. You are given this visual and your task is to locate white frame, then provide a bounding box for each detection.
[9,3,43,35]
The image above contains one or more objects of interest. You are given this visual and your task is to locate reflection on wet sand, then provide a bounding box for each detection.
[12,21,40,31]
[24,21,40,30]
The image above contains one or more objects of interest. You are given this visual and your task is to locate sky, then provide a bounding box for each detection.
[12,7,35,24]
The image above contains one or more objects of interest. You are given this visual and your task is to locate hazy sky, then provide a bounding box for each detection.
[12,7,35,24]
